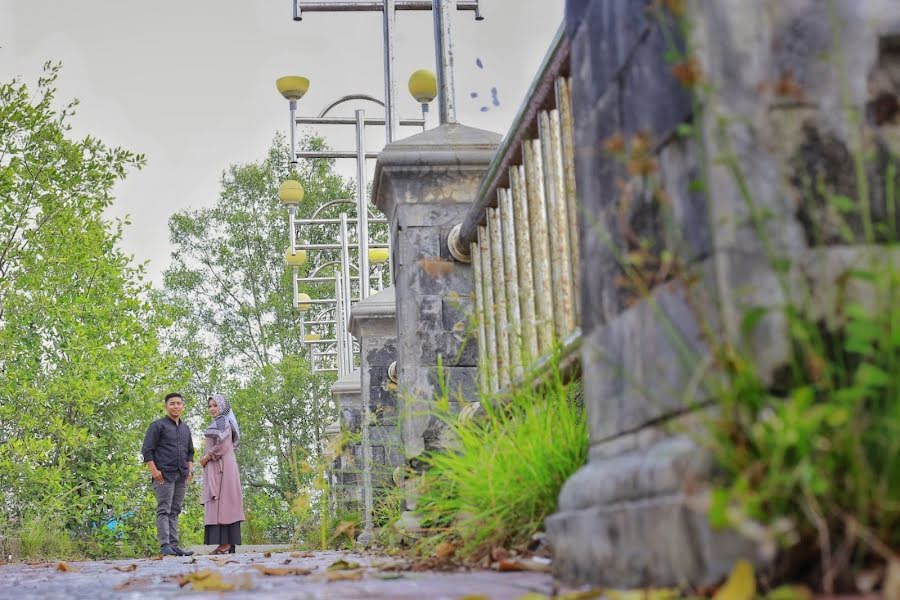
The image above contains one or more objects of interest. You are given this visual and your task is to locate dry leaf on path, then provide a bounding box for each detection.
[516,593,552,600]
[325,569,364,582]
[497,558,552,573]
[712,559,756,600]
[176,569,237,592]
[251,564,312,576]
[263,551,272,558]
[327,559,361,571]
[112,564,137,573]
[114,577,149,592]
[373,559,409,571]
[491,547,509,562]
[605,589,680,600]
[555,591,604,600]
[208,556,238,566]
[764,584,812,600]
[291,551,315,558]
[56,562,79,572]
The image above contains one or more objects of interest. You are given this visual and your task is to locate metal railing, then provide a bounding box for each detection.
[448,25,579,393]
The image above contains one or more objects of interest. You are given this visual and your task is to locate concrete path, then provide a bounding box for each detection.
[0,549,556,599]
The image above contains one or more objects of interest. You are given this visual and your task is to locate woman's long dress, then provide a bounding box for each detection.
[201,424,245,545]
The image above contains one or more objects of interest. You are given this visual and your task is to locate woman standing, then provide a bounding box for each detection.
[199,394,245,554]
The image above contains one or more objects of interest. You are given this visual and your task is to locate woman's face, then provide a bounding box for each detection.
[208,398,221,417]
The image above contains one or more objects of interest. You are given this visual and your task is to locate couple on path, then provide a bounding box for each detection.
[141,393,245,556]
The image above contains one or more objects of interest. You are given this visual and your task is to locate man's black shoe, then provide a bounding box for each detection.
[172,546,195,556]
[159,545,178,556]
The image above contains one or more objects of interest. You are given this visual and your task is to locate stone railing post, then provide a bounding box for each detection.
[348,285,403,542]
[329,369,363,512]
[372,123,501,517]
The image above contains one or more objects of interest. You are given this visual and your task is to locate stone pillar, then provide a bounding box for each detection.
[330,369,363,511]
[348,285,403,496]
[372,123,501,507]
[547,0,900,589]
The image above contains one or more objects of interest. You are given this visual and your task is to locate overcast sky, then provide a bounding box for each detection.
[1,0,564,285]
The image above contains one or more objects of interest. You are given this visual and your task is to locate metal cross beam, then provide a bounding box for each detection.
[291,0,482,139]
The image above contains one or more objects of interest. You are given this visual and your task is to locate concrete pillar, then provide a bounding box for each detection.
[371,123,501,509]
[348,286,404,499]
[329,368,363,512]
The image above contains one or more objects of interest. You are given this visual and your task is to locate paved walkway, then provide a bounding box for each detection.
[0,550,556,599]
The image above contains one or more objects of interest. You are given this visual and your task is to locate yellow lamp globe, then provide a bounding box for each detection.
[279,180,304,207]
[304,333,321,342]
[295,292,312,312]
[285,248,308,267]
[408,69,437,103]
[368,248,390,265]
[276,76,310,101]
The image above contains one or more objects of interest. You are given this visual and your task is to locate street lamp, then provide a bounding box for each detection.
[407,69,437,116]
[276,77,310,166]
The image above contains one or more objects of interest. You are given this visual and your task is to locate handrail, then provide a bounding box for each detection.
[449,23,569,258]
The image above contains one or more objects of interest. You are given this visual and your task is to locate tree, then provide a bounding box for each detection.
[161,135,362,541]
[0,63,182,556]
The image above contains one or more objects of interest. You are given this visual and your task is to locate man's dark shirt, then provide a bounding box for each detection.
[141,416,194,482]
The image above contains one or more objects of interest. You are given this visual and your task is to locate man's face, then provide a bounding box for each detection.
[165,396,184,420]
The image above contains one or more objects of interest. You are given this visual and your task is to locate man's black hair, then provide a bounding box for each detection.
[164,392,184,404]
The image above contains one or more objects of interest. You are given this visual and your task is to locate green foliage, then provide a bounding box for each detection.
[415,365,587,559]
[0,63,183,559]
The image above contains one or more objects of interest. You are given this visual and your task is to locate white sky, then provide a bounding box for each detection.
[0,0,564,285]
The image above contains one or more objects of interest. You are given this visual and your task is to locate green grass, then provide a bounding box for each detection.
[415,365,586,560]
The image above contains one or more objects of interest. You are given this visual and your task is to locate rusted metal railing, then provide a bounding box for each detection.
[447,25,580,393]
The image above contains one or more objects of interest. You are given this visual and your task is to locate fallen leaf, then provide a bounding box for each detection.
[435,541,458,561]
[325,569,364,582]
[885,559,900,600]
[375,573,404,580]
[263,551,272,558]
[712,559,756,600]
[497,558,552,573]
[113,563,138,573]
[177,570,236,592]
[556,591,603,600]
[764,584,812,600]
[282,558,292,565]
[114,577,149,591]
[327,559,361,571]
[208,556,237,566]
[490,547,509,562]
[373,559,409,571]
[517,593,551,600]
[56,562,79,572]
[291,551,315,558]
[251,564,312,576]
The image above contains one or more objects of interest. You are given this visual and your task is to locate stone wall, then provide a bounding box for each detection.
[548,0,900,588]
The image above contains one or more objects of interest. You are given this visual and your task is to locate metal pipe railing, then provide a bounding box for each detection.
[447,22,579,390]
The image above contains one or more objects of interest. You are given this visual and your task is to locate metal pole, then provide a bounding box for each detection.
[340,213,354,369]
[355,110,371,301]
[334,270,346,374]
[289,206,297,255]
[292,267,299,309]
[382,0,399,142]
[289,100,298,165]
[432,0,457,124]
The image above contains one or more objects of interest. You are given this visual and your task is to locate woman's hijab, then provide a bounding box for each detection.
[204,394,240,448]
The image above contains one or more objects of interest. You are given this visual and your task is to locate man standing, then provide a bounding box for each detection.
[142,392,196,557]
